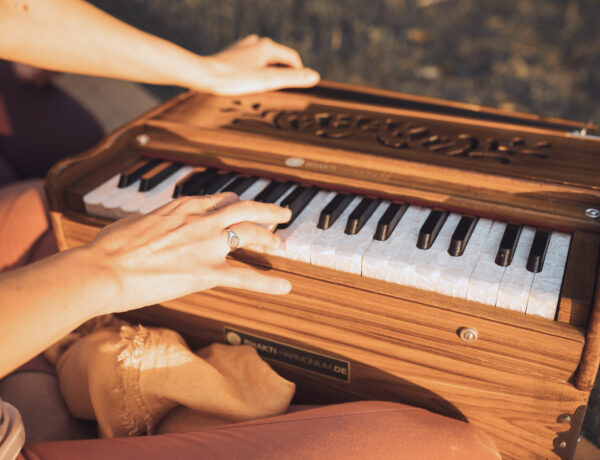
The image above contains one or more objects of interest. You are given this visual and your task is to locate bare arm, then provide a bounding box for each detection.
[0,194,292,377]
[0,0,319,94]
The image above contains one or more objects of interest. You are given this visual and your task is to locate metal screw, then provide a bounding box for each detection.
[585,208,600,219]
[225,331,242,346]
[557,414,571,424]
[136,133,150,146]
[458,327,478,342]
[559,441,567,448]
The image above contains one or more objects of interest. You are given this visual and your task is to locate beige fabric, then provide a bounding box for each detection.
[45,317,295,438]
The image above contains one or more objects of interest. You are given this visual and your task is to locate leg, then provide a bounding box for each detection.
[19,401,500,459]
[0,372,96,444]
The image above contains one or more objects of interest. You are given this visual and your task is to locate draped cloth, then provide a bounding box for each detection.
[44,316,295,438]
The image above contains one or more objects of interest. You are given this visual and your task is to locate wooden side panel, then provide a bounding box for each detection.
[120,299,588,460]
[558,232,600,327]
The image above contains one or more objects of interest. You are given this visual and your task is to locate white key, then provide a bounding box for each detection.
[115,166,194,218]
[407,212,462,291]
[437,218,493,298]
[526,232,570,319]
[386,209,432,285]
[466,221,507,305]
[136,166,196,215]
[496,226,536,312]
[311,196,362,269]
[83,174,121,217]
[264,190,332,257]
[362,206,427,280]
[284,191,336,263]
[335,201,389,274]
[95,179,141,220]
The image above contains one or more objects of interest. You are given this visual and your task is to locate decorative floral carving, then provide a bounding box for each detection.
[226,101,552,164]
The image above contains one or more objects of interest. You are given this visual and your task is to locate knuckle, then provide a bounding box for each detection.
[260,36,274,46]
[173,195,196,210]
[237,200,255,213]
[219,191,239,202]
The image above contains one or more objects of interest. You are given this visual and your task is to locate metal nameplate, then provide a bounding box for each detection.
[224,328,350,382]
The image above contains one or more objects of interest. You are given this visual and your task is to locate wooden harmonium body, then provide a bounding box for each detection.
[46,82,600,459]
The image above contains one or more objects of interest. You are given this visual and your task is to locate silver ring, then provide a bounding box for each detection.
[207,195,218,210]
[227,230,240,250]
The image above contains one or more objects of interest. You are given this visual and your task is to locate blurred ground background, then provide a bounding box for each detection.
[89,0,600,124]
[84,0,599,449]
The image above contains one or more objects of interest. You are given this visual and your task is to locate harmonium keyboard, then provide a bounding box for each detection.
[46,81,600,459]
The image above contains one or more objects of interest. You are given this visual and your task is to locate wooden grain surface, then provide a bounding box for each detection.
[56,212,589,458]
[45,82,600,459]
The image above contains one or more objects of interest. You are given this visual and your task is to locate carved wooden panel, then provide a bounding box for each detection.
[229,102,553,164]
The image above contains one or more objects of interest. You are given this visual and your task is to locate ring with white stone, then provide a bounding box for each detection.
[207,195,218,210]
[227,230,240,250]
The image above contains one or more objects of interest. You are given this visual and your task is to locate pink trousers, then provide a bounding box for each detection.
[1,181,500,459]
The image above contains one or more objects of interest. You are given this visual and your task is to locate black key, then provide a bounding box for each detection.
[526,229,551,273]
[253,180,293,203]
[118,158,161,188]
[345,197,382,235]
[197,171,237,195]
[172,168,217,197]
[374,202,408,241]
[279,186,319,229]
[448,215,479,257]
[495,223,523,267]
[417,209,449,249]
[139,162,182,192]
[222,176,259,195]
[317,193,355,230]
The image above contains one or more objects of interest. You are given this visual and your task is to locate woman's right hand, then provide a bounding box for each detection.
[85,192,292,314]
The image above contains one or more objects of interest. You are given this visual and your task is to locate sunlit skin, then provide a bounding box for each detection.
[0,0,319,94]
[0,0,320,377]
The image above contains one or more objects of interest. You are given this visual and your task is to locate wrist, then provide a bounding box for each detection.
[67,244,122,316]
[179,55,230,94]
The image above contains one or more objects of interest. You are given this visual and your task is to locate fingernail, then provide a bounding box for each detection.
[303,69,320,84]
[281,207,292,221]
[279,279,292,293]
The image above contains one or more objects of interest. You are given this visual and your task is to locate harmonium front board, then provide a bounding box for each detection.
[46,81,600,459]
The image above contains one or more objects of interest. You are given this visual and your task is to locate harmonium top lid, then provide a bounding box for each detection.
[144,80,599,191]
[61,80,596,233]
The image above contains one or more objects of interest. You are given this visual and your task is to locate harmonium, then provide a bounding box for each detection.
[46,81,600,459]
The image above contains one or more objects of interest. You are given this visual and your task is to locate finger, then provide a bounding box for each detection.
[217,67,320,96]
[238,34,260,47]
[154,192,239,216]
[212,200,292,228]
[225,34,259,51]
[215,265,292,295]
[252,68,320,92]
[225,221,281,250]
[259,39,304,69]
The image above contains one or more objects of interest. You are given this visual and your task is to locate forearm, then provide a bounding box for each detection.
[0,0,210,88]
[0,246,118,377]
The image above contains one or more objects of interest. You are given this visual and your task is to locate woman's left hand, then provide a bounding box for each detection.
[200,35,320,95]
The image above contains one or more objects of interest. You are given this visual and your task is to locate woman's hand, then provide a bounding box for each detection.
[201,35,320,95]
[86,192,292,313]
